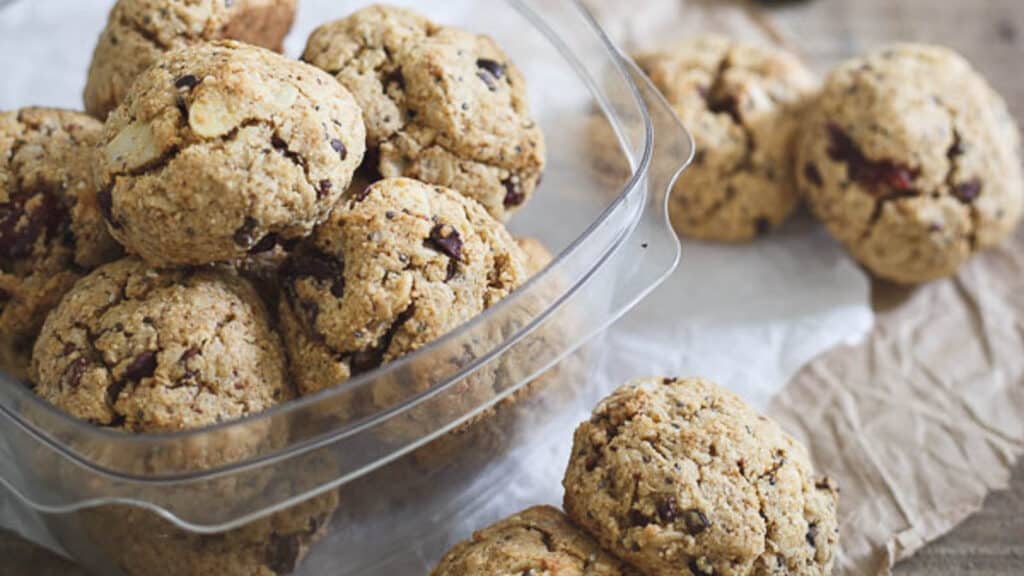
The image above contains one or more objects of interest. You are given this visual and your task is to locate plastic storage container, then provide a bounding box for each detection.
[0,0,693,573]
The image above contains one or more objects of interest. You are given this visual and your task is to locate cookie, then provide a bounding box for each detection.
[279,177,529,400]
[430,506,640,576]
[84,0,297,119]
[303,5,546,221]
[636,36,817,241]
[31,257,290,433]
[563,377,839,576]
[82,490,339,576]
[95,41,366,267]
[796,44,1023,283]
[0,108,122,377]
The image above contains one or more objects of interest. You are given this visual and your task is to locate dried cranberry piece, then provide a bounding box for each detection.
[826,125,918,195]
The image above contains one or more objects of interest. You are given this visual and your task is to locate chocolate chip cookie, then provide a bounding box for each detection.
[83,490,339,576]
[0,108,122,378]
[95,41,366,267]
[796,44,1023,283]
[563,377,839,576]
[303,5,546,221]
[430,506,640,576]
[31,257,290,432]
[278,177,529,399]
[636,36,817,241]
[84,0,297,119]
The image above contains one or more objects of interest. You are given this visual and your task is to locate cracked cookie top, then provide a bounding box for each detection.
[430,506,641,576]
[278,177,529,397]
[563,377,839,576]
[0,108,122,345]
[95,41,366,267]
[796,43,1023,283]
[84,0,298,119]
[302,4,546,221]
[636,36,817,241]
[31,257,290,432]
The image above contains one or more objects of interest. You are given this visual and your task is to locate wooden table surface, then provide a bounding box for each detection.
[2,0,1023,574]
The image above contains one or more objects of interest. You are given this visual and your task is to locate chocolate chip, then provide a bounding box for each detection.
[476,70,498,92]
[250,233,278,254]
[180,347,201,362]
[663,377,677,385]
[628,509,653,527]
[174,74,199,90]
[265,533,302,573]
[348,305,415,376]
[502,178,525,207]
[688,558,714,576]
[106,379,128,407]
[233,217,259,247]
[445,258,459,282]
[425,224,463,260]
[125,351,157,381]
[806,523,819,548]
[952,178,982,203]
[317,179,333,200]
[681,508,710,535]
[476,58,505,80]
[708,93,741,124]
[584,455,599,471]
[330,138,347,161]
[804,162,823,187]
[382,68,405,91]
[60,357,89,390]
[826,125,918,195]
[657,496,681,523]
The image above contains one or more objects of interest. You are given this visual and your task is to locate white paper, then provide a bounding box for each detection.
[0,0,874,567]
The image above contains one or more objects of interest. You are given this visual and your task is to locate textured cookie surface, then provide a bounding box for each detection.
[85,0,297,119]
[636,36,816,241]
[0,108,122,375]
[96,41,366,267]
[563,377,839,576]
[430,506,640,576]
[279,177,529,400]
[84,490,339,576]
[303,5,545,221]
[796,43,1023,283]
[31,257,289,432]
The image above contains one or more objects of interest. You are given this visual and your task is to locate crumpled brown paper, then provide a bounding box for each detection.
[583,1,1024,574]
[768,226,1024,575]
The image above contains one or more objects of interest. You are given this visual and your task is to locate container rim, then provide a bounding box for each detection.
[0,0,658,480]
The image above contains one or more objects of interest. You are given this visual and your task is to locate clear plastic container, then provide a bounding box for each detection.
[0,0,693,573]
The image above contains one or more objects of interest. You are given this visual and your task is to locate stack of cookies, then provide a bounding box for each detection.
[1,2,549,575]
[431,376,841,576]
[630,36,1023,284]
